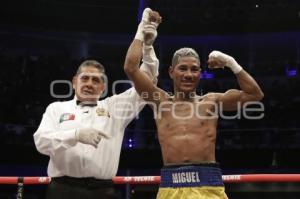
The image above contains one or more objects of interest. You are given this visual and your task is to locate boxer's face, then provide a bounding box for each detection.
[73,66,105,102]
[169,56,201,93]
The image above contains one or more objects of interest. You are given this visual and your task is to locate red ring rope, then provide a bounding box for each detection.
[1,174,300,185]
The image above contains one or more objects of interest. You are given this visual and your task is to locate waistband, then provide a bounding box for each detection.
[51,176,113,188]
[160,163,224,188]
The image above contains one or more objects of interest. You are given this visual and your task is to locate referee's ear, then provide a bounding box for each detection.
[72,75,78,91]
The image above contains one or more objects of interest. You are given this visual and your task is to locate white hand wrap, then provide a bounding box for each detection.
[134,8,151,41]
[134,8,159,42]
[209,50,243,74]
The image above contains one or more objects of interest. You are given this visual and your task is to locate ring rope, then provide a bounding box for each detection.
[1,174,300,185]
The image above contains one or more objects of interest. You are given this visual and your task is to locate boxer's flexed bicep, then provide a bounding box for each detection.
[212,90,243,111]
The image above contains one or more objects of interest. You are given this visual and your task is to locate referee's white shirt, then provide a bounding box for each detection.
[34,88,147,179]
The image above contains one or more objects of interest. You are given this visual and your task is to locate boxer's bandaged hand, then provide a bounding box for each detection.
[135,8,152,41]
[75,128,108,148]
[208,50,242,74]
[141,8,151,23]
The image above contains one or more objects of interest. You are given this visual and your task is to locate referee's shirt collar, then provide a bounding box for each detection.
[73,96,97,107]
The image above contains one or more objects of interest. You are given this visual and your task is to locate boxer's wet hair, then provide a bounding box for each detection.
[172,48,200,66]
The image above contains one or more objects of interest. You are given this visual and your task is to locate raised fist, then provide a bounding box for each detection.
[208,50,242,74]
[135,8,162,44]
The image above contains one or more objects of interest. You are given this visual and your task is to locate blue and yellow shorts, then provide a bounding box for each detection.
[157,163,228,199]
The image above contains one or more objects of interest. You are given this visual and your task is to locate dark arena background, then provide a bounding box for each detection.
[1,0,300,198]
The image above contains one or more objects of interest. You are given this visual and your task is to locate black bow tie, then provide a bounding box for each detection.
[76,100,97,107]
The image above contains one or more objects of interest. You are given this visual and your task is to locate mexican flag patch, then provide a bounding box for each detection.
[59,113,75,123]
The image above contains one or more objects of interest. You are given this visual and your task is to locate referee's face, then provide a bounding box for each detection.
[72,66,105,102]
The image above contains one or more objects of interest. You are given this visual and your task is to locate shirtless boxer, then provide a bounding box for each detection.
[124,11,264,199]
